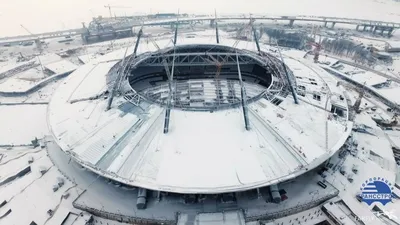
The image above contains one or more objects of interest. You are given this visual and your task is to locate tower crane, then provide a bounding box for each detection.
[20,25,41,45]
[204,17,256,80]
[104,5,132,18]
[20,24,34,36]
[307,24,323,63]
[233,17,256,47]
[20,24,46,50]
[20,24,45,71]
[308,42,322,63]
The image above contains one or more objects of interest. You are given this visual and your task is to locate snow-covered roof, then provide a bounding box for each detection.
[0,152,77,225]
[375,87,400,105]
[48,36,352,193]
[387,41,400,49]
[322,202,357,225]
[44,60,78,74]
[335,63,388,86]
[178,211,245,225]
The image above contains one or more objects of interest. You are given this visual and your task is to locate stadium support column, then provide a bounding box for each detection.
[289,19,294,27]
[106,28,143,111]
[163,50,176,134]
[236,53,250,131]
[136,188,147,209]
[257,188,262,199]
[252,26,261,54]
[282,62,298,104]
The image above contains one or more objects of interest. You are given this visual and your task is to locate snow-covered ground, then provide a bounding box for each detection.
[0,105,49,145]
[336,64,388,86]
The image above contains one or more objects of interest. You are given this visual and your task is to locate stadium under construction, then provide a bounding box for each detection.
[45,19,354,224]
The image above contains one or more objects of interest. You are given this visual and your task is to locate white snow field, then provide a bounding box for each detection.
[0,105,49,145]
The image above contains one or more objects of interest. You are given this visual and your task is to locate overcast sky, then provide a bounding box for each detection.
[1,0,399,37]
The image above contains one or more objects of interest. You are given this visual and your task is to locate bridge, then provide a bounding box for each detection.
[1,15,399,44]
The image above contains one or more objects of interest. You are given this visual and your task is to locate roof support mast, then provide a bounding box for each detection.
[173,10,179,45]
[252,25,261,54]
[163,10,179,134]
[106,27,143,110]
[236,52,250,131]
[276,43,299,104]
[133,28,143,55]
[215,10,220,44]
[163,50,176,133]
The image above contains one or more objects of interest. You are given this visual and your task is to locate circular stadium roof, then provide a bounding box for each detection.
[48,35,353,194]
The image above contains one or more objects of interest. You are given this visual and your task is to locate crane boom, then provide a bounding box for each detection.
[20,25,34,35]
[233,17,255,48]
[104,5,131,18]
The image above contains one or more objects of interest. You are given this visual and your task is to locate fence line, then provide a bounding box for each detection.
[245,191,339,222]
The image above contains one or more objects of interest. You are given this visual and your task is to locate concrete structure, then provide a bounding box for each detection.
[1,14,399,45]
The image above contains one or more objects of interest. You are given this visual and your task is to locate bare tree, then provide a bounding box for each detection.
[320,38,376,67]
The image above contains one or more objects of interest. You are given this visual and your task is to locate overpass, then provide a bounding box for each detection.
[1,15,399,45]
[0,28,83,43]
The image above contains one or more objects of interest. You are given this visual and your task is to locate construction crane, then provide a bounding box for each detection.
[233,17,256,48]
[205,54,222,80]
[310,24,321,41]
[20,24,45,71]
[20,24,43,50]
[20,24,34,36]
[306,24,323,63]
[104,5,131,18]
[308,42,322,63]
[203,17,257,82]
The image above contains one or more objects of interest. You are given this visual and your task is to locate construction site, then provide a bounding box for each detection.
[1,1,400,225]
